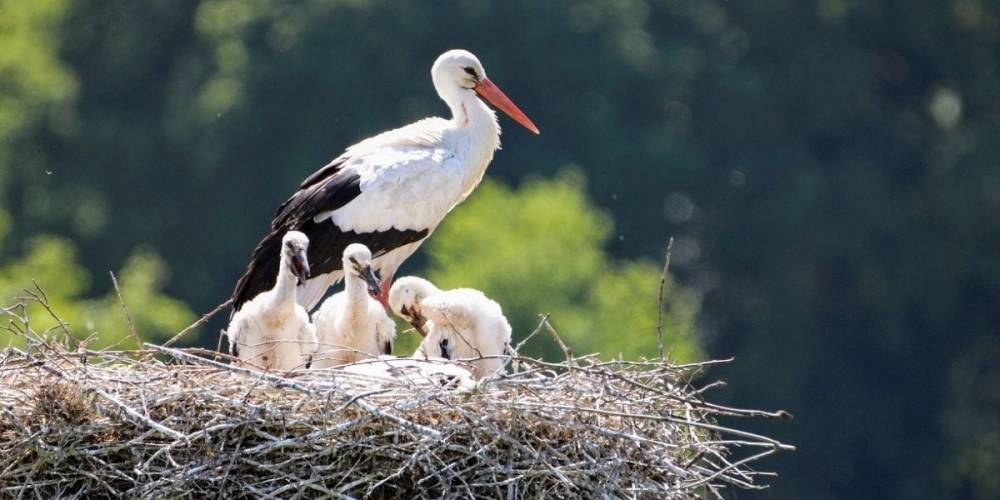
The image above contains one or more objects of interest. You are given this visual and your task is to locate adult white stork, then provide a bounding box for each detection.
[231,49,539,313]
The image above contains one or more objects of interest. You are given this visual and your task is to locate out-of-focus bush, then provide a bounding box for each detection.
[0,211,195,349]
[422,169,701,362]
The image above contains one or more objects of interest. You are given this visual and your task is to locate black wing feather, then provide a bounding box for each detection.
[231,155,428,313]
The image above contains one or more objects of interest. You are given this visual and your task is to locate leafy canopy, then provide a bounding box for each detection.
[420,169,701,362]
[0,211,195,350]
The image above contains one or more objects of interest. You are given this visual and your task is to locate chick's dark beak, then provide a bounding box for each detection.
[360,265,381,296]
[292,250,310,284]
[410,315,428,338]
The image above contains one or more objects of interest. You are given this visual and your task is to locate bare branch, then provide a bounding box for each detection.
[109,271,140,347]
[657,237,674,361]
[163,298,233,347]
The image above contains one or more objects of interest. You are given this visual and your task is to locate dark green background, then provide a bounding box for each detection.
[4,1,998,498]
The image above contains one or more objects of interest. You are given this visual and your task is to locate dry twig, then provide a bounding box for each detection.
[109,271,139,347]
[162,298,233,348]
[657,237,674,361]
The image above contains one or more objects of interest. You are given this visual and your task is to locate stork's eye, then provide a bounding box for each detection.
[463,67,478,78]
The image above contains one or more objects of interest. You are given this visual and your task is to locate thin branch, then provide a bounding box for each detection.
[162,298,233,347]
[92,387,185,440]
[542,316,574,361]
[513,314,549,353]
[657,237,674,361]
[109,271,140,347]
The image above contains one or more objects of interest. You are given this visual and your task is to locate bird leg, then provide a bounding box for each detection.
[374,272,394,310]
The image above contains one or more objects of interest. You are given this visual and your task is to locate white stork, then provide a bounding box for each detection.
[389,276,512,379]
[226,231,317,371]
[231,49,539,313]
[311,244,395,368]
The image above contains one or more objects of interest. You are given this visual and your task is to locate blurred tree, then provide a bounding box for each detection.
[0,210,195,350]
[942,334,1000,500]
[0,0,77,241]
[425,170,701,362]
[0,0,998,498]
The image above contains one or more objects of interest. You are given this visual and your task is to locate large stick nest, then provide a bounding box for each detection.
[0,287,793,498]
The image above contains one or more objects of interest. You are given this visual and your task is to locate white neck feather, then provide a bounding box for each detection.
[271,255,297,310]
[344,270,370,309]
[444,92,501,198]
[333,270,373,343]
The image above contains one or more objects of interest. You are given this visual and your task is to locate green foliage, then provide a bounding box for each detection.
[0,0,76,200]
[426,170,701,362]
[0,0,76,138]
[0,1,998,497]
[0,212,195,350]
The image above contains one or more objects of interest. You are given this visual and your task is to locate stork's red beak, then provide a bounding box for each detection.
[474,78,540,135]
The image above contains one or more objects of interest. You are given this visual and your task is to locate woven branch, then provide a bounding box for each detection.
[0,285,793,499]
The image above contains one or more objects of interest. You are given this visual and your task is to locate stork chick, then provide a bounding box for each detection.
[311,244,396,368]
[389,276,511,379]
[227,231,317,371]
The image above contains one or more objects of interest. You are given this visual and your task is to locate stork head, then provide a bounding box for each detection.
[282,231,310,284]
[431,49,540,135]
[342,243,380,296]
[388,276,439,330]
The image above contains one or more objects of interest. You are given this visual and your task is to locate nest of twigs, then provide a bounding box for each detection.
[0,286,793,498]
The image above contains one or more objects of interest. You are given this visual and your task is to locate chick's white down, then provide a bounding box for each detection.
[312,244,396,368]
[339,355,476,391]
[389,276,511,379]
[227,231,317,371]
